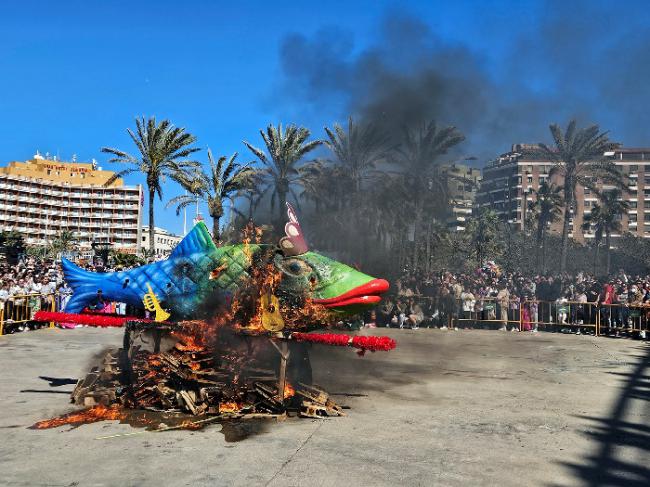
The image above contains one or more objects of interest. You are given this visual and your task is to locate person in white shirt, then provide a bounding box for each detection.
[0,282,9,311]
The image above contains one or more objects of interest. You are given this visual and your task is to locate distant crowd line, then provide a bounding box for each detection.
[368,266,650,339]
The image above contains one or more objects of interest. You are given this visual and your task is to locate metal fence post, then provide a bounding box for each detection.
[49,293,56,329]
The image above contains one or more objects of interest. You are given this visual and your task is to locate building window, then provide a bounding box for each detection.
[631,165,639,171]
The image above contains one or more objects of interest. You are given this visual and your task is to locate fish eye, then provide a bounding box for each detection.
[282,258,311,276]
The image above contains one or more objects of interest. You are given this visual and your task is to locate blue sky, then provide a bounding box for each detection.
[1,0,648,235]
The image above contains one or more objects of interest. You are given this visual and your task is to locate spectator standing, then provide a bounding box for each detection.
[496,282,510,331]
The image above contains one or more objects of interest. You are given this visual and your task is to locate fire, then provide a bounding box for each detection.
[31,405,125,429]
[218,401,241,413]
[174,335,204,352]
[283,382,295,399]
[172,320,219,351]
[147,357,162,367]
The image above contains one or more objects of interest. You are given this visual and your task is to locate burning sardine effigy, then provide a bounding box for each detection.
[32,204,395,431]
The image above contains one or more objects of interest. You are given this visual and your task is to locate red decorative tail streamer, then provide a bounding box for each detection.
[33,311,156,328]
[290,332,396,353]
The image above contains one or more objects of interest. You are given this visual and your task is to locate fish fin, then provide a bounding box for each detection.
[169,221,217,259]
[61,258,105,313]
[64,292,98,314]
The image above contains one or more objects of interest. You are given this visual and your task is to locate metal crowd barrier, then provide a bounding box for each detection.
[0,293,57,335]
[389,294,650,336]
[0,293,127,335]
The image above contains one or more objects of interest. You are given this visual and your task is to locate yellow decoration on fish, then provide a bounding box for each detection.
[261,292,284,331]
[143,283,171,322]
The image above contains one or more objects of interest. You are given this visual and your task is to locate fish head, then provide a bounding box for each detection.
[274,251,389,315]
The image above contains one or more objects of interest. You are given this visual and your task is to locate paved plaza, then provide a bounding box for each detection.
[1,327,648,486]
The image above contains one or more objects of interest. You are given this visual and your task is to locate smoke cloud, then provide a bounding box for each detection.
[275,1,650,161]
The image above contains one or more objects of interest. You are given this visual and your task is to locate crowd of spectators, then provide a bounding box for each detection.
[0,256,130,332]
[3,255,650,339]
[373,265,650,339]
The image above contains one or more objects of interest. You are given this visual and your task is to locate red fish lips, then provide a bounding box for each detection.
[312,279,390,308]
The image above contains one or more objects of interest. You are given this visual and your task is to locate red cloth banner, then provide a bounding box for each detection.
[33,311,153,328]
[291,332,396,352]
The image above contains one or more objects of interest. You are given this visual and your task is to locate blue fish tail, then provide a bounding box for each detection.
[61,258,106,313]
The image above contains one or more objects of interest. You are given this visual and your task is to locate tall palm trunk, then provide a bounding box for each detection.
[560,183,573,273]
[594,242,600,275]
[425,220,432,273]
[536,217,544,271]
[212,216,221,245]
[541,229,547,272]
[148,187,156,259]
[412,198,423,272]
[276,187,287,233]
[605,230,612,275]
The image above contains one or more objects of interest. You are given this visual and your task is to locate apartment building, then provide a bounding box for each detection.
[475,144,650,240]
[0,154,143,252]
[441,163,482,231]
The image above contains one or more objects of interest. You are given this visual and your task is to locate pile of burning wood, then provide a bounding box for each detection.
[51,320,344,430]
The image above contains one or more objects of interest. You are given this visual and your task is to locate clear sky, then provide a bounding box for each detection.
[1,0,648,235]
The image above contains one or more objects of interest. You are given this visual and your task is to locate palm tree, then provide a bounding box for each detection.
[243,123,322,229]
[230,171,266,223]
[323,116,393,196]
[534,120,623,272]
[102,117,200,257]
[393,121,465,271]
[51,230,78,255]
[168,150,256,244]
[466,209,502,267]
[582,189,629,275]
[528,182,563,271]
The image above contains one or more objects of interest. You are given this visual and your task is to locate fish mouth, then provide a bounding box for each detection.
[313,279,390,308]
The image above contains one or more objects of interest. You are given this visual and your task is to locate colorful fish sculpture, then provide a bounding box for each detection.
[61,204,389,320]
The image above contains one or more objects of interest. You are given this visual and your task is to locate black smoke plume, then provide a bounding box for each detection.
[276,1,650,160]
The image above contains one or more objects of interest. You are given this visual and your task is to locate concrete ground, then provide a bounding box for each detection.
[0,327,649,487]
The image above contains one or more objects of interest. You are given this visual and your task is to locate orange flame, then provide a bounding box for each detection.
[32,405,125,429]
[283,382,295,399]
[218,401,242,413]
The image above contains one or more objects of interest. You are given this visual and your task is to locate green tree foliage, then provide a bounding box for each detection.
[392,121,465,271]
[51,230,78,254]
[533,120,623,272]
[582,189,630,275]
[102,117,200,257]
[527,182,563,271]
[110,250,145,268]
[169,150,256,244]
[465,209,503,267]
[243,123,322,230]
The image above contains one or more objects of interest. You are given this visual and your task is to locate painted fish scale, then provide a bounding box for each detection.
[211,245,262,292]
